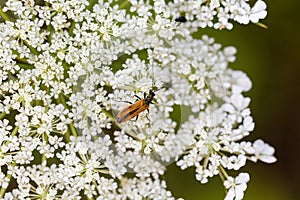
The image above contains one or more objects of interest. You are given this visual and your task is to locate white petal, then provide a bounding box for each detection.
[252,0,267,12]
[250,0,268,22]
[236,172,250,184]
[259,155,277,163]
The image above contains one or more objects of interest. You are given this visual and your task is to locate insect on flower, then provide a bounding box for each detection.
[175,16,187,23]
[114,90,155,123]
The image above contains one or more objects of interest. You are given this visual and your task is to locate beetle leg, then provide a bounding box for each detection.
[124,100,133,104]
[146,109,151,121]
[134,95,141,100]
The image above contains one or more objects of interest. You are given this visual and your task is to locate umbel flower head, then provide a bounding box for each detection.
[0,0,275,199]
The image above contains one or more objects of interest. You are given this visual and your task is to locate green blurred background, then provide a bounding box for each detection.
[166,0,300,199]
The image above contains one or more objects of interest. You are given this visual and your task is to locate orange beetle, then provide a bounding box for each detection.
[114,90,155,123]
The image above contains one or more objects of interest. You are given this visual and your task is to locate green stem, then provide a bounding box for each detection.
[11,126,19,136]
[23,40,39,55]
[119,0,130,9]
[57,94,78,140]
[0,112,6,120]
[256,22,268,29]
[11,50,29,64]
[218,165,229,182]
[44,0,55,44]
[65,126,71,141]
[47,24,53,43]
[218,165,230,195]
[17,63,34,70]
[42,153,47,163]
[0,6,12,21]
[0,162,16,198]
[68,122,78,139]
[62,60,70,71]
[101,109,114,122]
[0,126,19,198]
[59,93,68,108]
[68,21,76,36]
[202,155,209,169]
[42,133,48,163]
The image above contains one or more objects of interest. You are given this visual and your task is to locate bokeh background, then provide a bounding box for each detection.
[166,0,300,199]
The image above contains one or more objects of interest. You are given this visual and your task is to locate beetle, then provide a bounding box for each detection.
[114,90,155,123]
[175,16,187,23]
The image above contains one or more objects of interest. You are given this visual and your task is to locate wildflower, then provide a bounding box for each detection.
[224,173,250,200]
[248,139,277,163]
[0,0,275,199]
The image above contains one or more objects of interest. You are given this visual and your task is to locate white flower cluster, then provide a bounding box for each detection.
[0,0,275,199]
[160,0,267,30]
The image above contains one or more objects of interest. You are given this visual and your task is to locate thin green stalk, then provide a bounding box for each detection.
[23,40,39,56]
[68,122,78,139]
[59,93,68,108]
[46,24,53,43]
[65,126,71,141]
[0,112,6,120]
[0,126,19,198]
[0,162,16,198]
[256,22,268,29]
[202,155,209,169]
[11,49,29,64]
[68,21,76,36]
[58,94,78,139]
[101,109,114,122]
[218,165,229,182]
[0,6,12,21]
[11,126,19,136]
[42,154,47,164]
[218,165,230,195]
[42,133,48,163]
[17,63,34,70]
